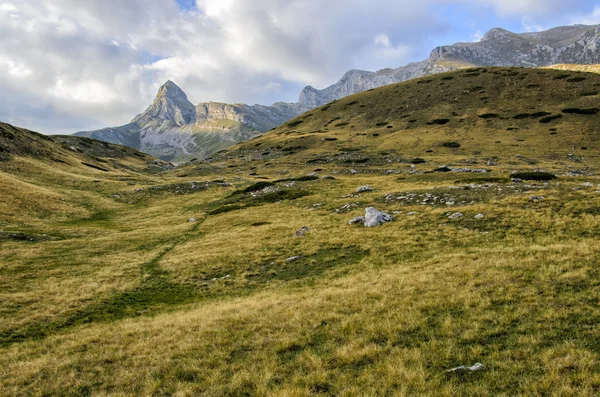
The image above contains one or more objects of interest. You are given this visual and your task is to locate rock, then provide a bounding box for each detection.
[474,213,485,219]
[364,207,393,227]
[188,218,197,222]
[511,178,523,183]
[449,212,464,219]
[356,185,373,193]
[294,226,310,237]
[406,211,417,216]
[582,182,594,187]
[349,216,366,225]
[529,195,545,202]
[350,169,359,174]
[446,363,485,374]
[286,255,302,262]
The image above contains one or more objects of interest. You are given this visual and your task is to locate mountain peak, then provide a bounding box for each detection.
[132,80,196,126]
[482,27,512,41]
[156,80,188,101]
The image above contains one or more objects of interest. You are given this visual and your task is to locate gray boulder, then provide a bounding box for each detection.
[349,216,366,225]
[356,185,373,193]
[364,207,393,227]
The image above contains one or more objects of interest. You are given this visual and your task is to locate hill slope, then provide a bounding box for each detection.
[0,121,170,228]
[3,67,600,395]
[220,66,600,172]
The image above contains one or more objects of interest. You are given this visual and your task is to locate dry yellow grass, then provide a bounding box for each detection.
[1,67,600,395]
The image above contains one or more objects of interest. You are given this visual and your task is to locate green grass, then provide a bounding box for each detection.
[3,67,600,396]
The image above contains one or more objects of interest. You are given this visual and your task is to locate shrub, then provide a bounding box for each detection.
[241,181,274,193]
[375,122,389,127]
[511,171,557,181]
[287,120,304,127]
[411,158,426,164]
[427,119,450,125]
[442,142,461,148]
[562,108,600,115]
[479,113,499,119]
[539,114,562,123]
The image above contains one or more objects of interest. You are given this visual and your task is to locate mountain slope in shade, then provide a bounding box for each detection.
[76,24,600,161]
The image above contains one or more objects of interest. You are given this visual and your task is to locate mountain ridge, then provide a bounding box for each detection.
[75,23,600,161]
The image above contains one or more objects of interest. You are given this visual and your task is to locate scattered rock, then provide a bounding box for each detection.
[449,212,464,219]
[406,211,417,216]
[356,185,373,193]
[474,213,485,219]
[294,226,310,237]
[188,218,197,223]
[529,195,545,202]
[349,216,366,225]
[511,178,523,183]
[364,207,393,227]
[582,182,594,187]
[349,207,393,227]
[445,363,485,374]
[286,255,302,262]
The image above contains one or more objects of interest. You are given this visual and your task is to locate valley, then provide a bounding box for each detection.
[2,67,600,395]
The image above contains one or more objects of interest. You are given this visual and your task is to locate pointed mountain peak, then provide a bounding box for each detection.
[156,80,188,101]
[132,80,196,126]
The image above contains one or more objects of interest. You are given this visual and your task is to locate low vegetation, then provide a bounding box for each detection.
[2,67,600,395]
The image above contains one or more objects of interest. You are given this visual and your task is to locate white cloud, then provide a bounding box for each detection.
[0,0,598,134]
[570,6,600,25]
[471,30,483,42]
[521,17,544,33]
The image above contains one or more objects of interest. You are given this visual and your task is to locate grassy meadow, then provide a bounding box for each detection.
[1,67,600,396]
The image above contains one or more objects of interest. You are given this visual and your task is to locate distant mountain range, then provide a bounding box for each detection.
[75,24,600,162]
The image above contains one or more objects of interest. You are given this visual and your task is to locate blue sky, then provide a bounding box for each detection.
[1,0,600,134]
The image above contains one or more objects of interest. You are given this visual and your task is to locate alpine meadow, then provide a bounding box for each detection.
[2,2,600,396]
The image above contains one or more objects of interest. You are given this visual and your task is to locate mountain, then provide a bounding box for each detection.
[221,66,600,171]
[76,24,600,161]
[75,81,311,162]
[298,24,600,108]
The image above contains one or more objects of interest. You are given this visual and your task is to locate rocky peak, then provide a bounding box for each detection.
[156,80,188,101]
[298,85,323,108]
[132,80,196,127]
[482,27,512,42]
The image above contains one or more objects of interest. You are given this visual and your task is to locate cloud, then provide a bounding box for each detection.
[570,7,600,25]
[0,0,598,134]
[521,17,545,33]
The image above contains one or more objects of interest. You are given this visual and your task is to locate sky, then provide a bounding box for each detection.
[1,0,600,134]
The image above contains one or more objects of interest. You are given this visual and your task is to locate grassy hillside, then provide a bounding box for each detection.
[2,68,600,395]
[220,67,600,174]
